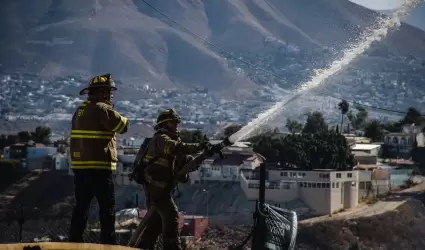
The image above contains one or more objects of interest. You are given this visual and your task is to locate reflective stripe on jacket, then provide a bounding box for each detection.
[70,99,129,171]
[143,131,203,187]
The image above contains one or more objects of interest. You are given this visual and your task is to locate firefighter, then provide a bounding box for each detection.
[136,109,208,250]
[68,73,129,244]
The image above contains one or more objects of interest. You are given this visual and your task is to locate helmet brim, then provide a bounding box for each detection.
[79,86,117,95]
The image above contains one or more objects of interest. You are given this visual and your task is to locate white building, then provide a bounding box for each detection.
[351,143,381,165]
[383,132,416,155]
[240,168,359,215]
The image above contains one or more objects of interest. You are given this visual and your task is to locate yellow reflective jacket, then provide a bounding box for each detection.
[143,130,203,188]
[70,98,129,171]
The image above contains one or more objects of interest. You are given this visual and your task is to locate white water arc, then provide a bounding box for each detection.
[228,0,422,143]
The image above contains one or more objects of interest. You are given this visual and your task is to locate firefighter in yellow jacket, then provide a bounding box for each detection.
[137,109,207,250]
[68,73,129,244]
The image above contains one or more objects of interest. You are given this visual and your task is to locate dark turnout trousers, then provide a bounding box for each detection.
[68,169,116,244]
[136,184,181,250]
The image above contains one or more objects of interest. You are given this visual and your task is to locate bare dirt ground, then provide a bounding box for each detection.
[195,179,425,250]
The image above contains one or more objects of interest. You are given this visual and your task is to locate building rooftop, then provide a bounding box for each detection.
[351,144,381,151]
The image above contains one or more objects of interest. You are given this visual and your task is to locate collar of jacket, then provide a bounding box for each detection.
[155,128,180,140]
[87,97,112,106]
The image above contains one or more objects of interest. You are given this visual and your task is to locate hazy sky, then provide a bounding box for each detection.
[350,0,425,31]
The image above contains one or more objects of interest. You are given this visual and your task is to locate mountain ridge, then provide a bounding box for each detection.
[1,0,425,127]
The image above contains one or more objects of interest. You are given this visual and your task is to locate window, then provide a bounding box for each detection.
[280,172,283,176]
[336,173,342,178]
[308,183,312,188]
[283,172,288,177]
[336,182,339,188]
[321,183,326,188]
[332,182,335,188]
[312,183,317,188]
[299,182,303,187]
[326,183,330,188]
[347,173,353,178]
[320,173,330,178]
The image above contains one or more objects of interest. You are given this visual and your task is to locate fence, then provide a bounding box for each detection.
[0,198,140,246]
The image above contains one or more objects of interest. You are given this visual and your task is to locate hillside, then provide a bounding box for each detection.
[196,198,425,249]
[1,0,425,99]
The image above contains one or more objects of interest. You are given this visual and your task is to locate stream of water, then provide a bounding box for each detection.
[229,0,422,143]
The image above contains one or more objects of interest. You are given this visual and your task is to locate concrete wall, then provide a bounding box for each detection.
[299,182,331,215]
[240,174,298,202]
[354,155,378,164]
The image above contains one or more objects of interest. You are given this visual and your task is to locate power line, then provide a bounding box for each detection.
[324,95,421,116]
[139,0,418,117]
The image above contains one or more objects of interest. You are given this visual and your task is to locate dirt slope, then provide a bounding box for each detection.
[196,198,425,250]
[0,170,74,221]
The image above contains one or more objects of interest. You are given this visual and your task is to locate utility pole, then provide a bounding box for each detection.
[202,189,209,217]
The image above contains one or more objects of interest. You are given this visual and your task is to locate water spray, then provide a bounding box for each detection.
[229,0,422,143]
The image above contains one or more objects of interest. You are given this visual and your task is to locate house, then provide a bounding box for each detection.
[189,141,264,184]
[351,143,381,156]
[115,154,136,185]
[358,169,390,198]
[351,143,381,165]
[4,142,57,170]
[344,135,371,144]
[240,168,359,215]
[383,132,416,157]
[352,151,378,165]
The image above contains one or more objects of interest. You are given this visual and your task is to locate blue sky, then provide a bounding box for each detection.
[350,0,425,31]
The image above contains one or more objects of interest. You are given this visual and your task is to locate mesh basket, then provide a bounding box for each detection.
[254,203,298,250]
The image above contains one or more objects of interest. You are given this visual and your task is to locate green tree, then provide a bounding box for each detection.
[249,130,355,170]
[278,131,355,170]
[285,119,304,133]
[302,111,328,134]
[30,126,52,144]
[347,106,368,130]
[0,134,7,150]
[402,107,422,125]
[6,134,19,146]
[382,121,403,133]
[338,100,350,133]
[364,120,384,142]
[180,129,209,143]
[17,131,31,143]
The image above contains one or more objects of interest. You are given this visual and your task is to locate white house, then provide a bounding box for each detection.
[240,168,359,215]
[351,143,381,165]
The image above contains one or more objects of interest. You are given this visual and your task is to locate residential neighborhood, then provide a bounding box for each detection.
[0,103,424,247]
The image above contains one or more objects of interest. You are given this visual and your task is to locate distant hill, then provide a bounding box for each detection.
[1,0,425,97]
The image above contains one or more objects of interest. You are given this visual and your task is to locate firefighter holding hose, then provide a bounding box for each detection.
[68,73,129,244]
[135,108,220,250]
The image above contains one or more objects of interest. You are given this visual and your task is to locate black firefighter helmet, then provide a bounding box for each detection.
[79,73,117,95]
[154,108,181,130]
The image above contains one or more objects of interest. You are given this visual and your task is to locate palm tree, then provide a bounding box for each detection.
[338,100,349,134]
